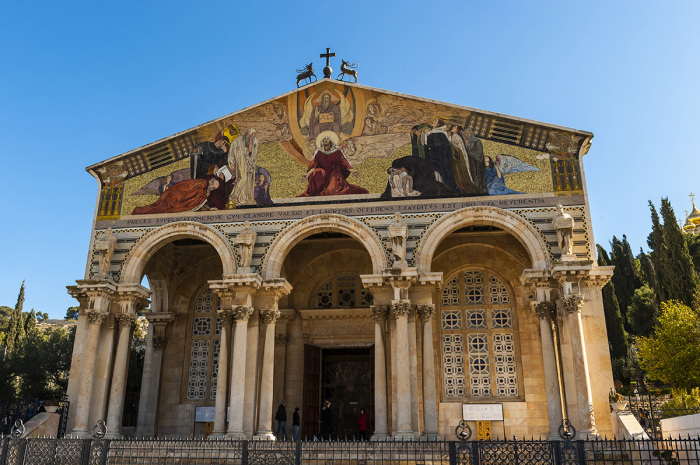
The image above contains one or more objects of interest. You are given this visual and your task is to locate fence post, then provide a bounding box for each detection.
[576,440,586,465]
[448,441,456,465]
[473,441,480,465]
[552,440,561,465]
[295,440,302,465]
[242,440,249,465]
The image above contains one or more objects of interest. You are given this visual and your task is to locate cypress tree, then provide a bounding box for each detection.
[24,309,37,335]
[648,201,673,302]
[638,250,660,303]
[609,235,640,326]
[6,281,26,353]
[596,244,629,359]
[660,198,700,306]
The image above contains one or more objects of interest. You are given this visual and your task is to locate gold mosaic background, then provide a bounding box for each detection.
[123,159,189,214]
[482,140,553,194]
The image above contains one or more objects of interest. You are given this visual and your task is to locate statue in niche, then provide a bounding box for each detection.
[388,212,408,268]
[94,228,117,279]
[552,205,575,256]
[236,222,257,272]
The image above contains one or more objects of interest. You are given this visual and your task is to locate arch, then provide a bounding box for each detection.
[120,221,237,284]
[415,206,550,273]
[261,214,388,279]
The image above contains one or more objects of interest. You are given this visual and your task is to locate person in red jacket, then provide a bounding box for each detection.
[357,408,368,441]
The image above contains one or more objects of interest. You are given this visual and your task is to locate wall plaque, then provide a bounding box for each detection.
[462,404,503,421]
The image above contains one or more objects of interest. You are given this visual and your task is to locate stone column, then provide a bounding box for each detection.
[533,301,564,440]
[371,305,389,440]
[391,299,414,440]
[562,295,598,438]
[104,312,137,438]
[72,309,108,437]
[211,308,234,437]
[417,304,440,440]
[228,305,254,438]
[136,312,174,437]
[255,308,280,439]
[407,308,420,438]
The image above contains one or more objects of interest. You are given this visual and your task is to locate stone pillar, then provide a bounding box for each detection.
[407,308,420,438]
[255,309,280,439]
[72,309,108,437]
[211,308,234,437]
[243,311,260,438]
[562,295,598,438]
[228,305,254,438]
[533,301,564,440]
[417,304,440,440]
[371,305,390,440]
[391,299,414,440]
[136,312,174,437]
[104,312,137,438]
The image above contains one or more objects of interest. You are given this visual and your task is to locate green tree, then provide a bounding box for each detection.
[596,244,629,360]
[660,198,700,307]
[64,306,79,320]
[638,300,700,390]
[648,201,670,301]
[6,281,26,353]
[638,251,660,300]
[24,309,37,335]
[627,285,658,337]
[610,235,641,326]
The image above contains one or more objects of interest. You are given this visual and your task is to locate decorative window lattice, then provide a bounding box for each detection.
[442,275,460,306]
[314,274,372,308]
[466,309,487,329]
[464,271,485,305]
[489,274,510,304]
[337,275,357,307]
[494,333,518,397]
[468,334,491,397]
[193,317,211,336]
[443,335,466,397]
[187,340,210,399]
[442,310,462,330]
[440,269,518,399]
[210,339,220,399]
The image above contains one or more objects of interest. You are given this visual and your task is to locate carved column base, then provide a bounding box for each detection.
[253,432,276,441]
[577,429,599,439]
[371,432,390,441]
[421,432,441,441]
[225,430,248,440]
[392,431,415,441]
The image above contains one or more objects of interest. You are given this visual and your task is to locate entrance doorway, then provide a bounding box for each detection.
[303,346,374,440]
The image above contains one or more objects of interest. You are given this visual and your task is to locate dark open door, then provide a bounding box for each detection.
[302,344,321,439]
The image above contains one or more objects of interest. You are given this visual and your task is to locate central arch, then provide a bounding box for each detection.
[414,206,551,272]
[120,221,237,284]
[261,214,388,279]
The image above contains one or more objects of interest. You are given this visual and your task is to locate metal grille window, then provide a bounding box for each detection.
[314,274,373,308]
[187,288,221,400]
[440,269,519,400]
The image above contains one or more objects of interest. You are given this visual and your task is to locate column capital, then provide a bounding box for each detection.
[558,295,584,314]
[371,305,389,321]
[218,308,236,324]
[391,299,412,318]
[260,308,281,324]
[232,305,254,321]
[416,304,436,321]
[532,301,556,319]
[86,309,108,325]
[152,336,168,349]
[145,312,175,339]
[115,313,137,328]
[275,334,288,346]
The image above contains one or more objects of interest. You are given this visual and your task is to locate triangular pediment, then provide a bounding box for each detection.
[90,79,592,221]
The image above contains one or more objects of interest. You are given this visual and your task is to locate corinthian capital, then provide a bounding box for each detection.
[370,305,389,322]
[563,295,584,314]
[260,309,281,324]
[115,313,136,328]
[391,299,412,318]
[86,309,108,325]
[416,304,436,321]
[232,305,254,321]
[532,301,555,319]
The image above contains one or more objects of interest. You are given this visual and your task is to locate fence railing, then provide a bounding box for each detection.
[0,399,38,437]
[0,437,699,465]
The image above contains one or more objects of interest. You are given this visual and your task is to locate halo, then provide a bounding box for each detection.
[315,131,340,149]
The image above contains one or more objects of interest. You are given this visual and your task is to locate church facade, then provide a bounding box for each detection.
[65,79,614,441]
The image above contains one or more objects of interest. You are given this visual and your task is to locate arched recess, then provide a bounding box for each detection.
[415,206,550,273]
[120,221,237,285]
[261,214,388,279]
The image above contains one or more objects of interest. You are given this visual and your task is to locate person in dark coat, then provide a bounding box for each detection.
[357,408,368,441]
[275,400,288,440]
[319,400,333,441]
[292,407,301,441]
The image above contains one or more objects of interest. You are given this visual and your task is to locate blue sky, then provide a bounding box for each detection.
[1,1,698,318]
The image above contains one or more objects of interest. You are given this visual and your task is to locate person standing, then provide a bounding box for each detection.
[319,400,333,441]
[357,408,368,441]
[292,407,301,441]
[275,400,288,440]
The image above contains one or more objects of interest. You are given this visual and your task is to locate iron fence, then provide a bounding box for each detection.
[0,437,699,465]
[0,399,39,437]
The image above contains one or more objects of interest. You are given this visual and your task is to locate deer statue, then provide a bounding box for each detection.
[337,60,358,83]
[296,63,316,87]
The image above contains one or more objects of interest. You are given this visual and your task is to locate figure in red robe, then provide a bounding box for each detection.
[298,134,368,197]
[131,176,229,215]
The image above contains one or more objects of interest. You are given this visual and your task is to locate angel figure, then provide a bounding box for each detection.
[484,155,539,195]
